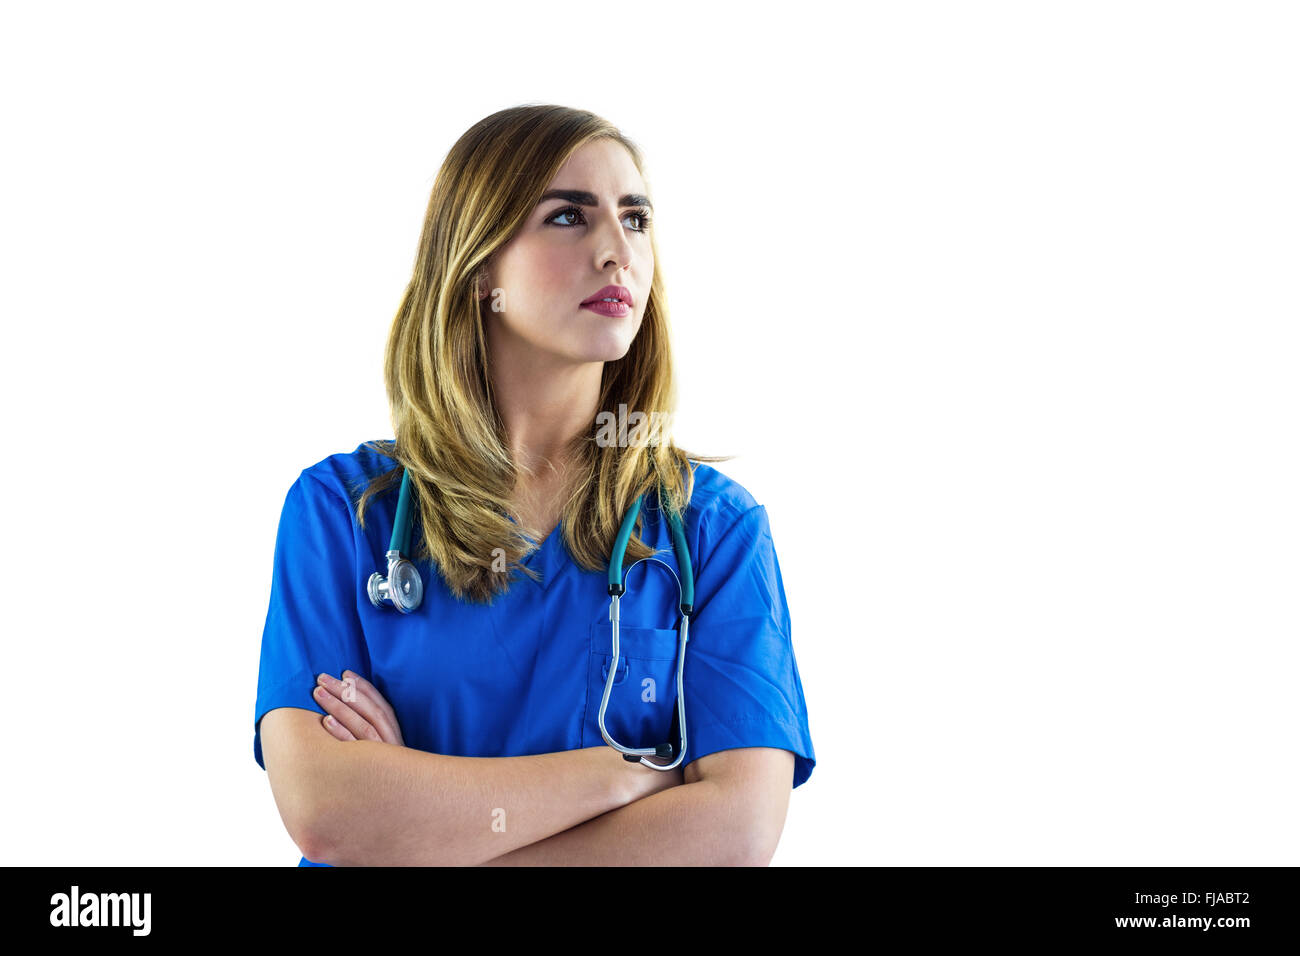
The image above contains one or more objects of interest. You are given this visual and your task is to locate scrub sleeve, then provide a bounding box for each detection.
[684,504,816,788]
[253,472,372,773]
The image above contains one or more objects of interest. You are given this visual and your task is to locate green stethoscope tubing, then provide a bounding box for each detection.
[368,467,695,771]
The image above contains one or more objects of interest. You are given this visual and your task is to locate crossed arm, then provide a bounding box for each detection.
[476,746,795,866]
[271,671,793,866]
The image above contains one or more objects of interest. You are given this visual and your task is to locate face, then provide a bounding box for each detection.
[480,138,654,368]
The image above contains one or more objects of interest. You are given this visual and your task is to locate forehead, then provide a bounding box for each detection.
[548,139,645,193]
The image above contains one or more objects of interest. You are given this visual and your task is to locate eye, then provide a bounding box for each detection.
[544,205,653,233]
[625,208,653,231]
[546,206,584,228]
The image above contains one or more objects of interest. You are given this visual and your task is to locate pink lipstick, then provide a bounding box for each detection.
[581,284,633,317]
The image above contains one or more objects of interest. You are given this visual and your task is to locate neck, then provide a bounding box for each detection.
[489,352,602,481]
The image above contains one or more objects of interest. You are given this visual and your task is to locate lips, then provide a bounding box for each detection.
[581,284,633,307]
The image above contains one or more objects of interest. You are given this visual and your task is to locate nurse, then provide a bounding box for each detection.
[253,104,816,867]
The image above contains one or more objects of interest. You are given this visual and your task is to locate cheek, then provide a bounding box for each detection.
[519,247,575,303]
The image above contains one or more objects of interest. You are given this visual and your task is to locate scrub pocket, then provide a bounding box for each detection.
[583,621,684,752]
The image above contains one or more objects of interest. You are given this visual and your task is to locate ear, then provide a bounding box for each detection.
[475,253,497,300]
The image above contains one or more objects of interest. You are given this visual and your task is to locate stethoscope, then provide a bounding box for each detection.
[368,467,695,771]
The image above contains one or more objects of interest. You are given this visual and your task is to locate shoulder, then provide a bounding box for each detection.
[295,439,401,509]
[682,461,772,556]
[685,461,760,522]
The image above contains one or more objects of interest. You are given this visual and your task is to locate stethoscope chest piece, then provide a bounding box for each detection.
[367,468,424,613]
[368,549,424,613]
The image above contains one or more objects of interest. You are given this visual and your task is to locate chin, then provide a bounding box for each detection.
[560,326,637,363]
[571,342,634,363]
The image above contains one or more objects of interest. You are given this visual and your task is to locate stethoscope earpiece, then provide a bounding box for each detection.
[599,506,694,772]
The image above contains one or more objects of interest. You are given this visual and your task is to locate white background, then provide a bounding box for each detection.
[2,1,1296,866]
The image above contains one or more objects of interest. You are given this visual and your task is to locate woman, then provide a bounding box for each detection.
[253,105,815,866]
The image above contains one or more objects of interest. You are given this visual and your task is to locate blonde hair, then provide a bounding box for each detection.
[351,104,728,604]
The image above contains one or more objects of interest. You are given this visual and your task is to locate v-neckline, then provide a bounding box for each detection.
[508,513,563,586]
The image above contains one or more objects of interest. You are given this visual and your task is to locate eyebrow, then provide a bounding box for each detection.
[537,189,653,213]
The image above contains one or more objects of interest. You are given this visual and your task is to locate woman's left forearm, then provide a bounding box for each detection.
[475,779,753,866]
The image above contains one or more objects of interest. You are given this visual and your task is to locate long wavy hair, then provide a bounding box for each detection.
[349,104,728,604]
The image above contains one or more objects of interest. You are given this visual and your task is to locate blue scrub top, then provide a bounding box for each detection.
[253,442,816,866]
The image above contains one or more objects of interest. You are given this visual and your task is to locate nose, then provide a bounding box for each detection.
[592,210,636,272]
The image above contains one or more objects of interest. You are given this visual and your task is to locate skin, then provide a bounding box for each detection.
[480,138,654,528]
[313,670,405,746]
[308,141,794,862]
